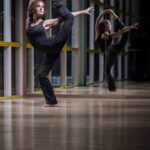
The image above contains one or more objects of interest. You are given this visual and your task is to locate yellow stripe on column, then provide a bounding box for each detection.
[0,95,22,102]
[25,44,79,51]
[63,46,79,51]
[26,43,33,49]
[0,41,21,48]
[0,41,79,51]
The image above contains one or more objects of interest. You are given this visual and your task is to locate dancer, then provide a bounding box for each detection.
[95,9,138,91]
[26,0,94,106]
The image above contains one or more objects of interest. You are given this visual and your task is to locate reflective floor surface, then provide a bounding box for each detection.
[0,82,150,150]
[32,82,150,99]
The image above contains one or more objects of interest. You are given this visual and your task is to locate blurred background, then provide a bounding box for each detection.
[0,0,150,97]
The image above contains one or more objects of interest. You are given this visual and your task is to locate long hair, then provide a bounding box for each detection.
[28,0,46,23]
[99,20,110,35]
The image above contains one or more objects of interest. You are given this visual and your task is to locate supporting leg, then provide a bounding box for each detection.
[37,54,59,105]
[105,49,117,91]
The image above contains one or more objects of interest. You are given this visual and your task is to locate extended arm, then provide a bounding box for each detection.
[43,7,94,28]
[71,7,94,17]
[111,22,139,39]
[43,17,64,29]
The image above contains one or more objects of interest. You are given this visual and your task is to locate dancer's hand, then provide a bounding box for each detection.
[112,22,139,38]
[84,6,94,15]
[71,6,94,17]
[130,22,139,29]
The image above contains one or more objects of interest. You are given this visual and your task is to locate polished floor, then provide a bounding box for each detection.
[32,81,150,99]
[0,82,150,150]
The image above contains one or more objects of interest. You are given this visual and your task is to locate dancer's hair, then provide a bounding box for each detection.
[98,20,111,35]
[28,0,46,23]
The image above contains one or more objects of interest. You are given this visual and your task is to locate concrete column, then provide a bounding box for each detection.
[60,51,67,86]
[89,1,95,84]
[72,0,80,86]
[4,0,11,96]
[15,0,24,95]
[79,0,88,85]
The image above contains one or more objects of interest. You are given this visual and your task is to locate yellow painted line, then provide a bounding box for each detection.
[0,41,33,49]
[88,49,99,53]
[31,91,42,94]
[0,42,79,51]
[0,41,127,55]
[59,85,78,89]
[26,43,79,52]
[32,85,77,94]
[88,49,129,55]
[26,85,86,97]
[63,46,79,52]
[32,88,66,94]
[0,95,22,102]
[26,43,33,49]
[0,41,21,48]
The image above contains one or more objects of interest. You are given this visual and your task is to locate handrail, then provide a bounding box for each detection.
[0,41,79,51]
[0,41,21,48]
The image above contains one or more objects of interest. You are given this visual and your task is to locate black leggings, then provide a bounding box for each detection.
[38,3,74,104]
[105,19,129,91]
[38,54,59,104]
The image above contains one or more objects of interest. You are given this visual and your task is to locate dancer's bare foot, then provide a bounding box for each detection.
[42,103,58,107]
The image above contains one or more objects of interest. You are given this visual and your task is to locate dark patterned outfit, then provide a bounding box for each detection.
[26,0,74,104]
[95,18,129,91]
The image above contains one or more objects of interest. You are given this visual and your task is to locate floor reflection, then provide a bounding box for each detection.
[0,97,150,150]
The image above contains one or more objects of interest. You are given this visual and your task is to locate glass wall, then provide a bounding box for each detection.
[67,51,72,86]
[24,0,141,94]
[34,50,45,90]
[26,48,30,93]
[11,0,17,95]
[12,48,16,95]
[94,5,101,82]
[86,0,90,84]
